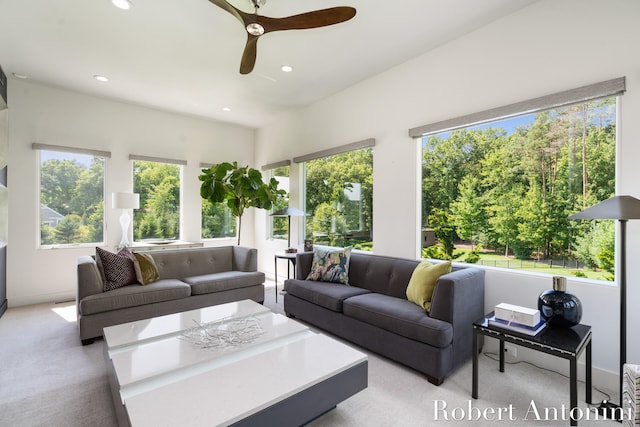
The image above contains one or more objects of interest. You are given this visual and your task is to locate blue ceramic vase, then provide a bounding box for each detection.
[538,276,582,327]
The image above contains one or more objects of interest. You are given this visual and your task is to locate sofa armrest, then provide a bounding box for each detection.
[429,267,485,326]
[77,256,104,303]
[429,267,485,366]
[232,246,258,272]
[295,252,314,279]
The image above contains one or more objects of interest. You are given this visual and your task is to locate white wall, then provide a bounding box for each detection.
[6,79,256,306]
[255,0,640,390]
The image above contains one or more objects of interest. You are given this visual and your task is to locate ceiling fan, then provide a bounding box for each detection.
[208,0,356,74]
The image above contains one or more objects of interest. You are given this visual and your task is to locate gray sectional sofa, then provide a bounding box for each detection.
[77,246,265,344]
[283,251,485,385]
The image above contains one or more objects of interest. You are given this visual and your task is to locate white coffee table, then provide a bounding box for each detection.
[103,300,368,427]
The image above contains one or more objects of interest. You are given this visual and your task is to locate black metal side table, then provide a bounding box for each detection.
[472,312,592,426]
[274,252,298,303]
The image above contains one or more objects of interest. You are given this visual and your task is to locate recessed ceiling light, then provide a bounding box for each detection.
[222,107,232,112]
[112,0,132,10]
[12,72,28,79]
[94,75,109,82]
[281,65,293,73]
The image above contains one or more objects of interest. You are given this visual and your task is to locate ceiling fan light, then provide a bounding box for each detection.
[111,0,132,10]
[250,0,267,8]
[246,23,264,36]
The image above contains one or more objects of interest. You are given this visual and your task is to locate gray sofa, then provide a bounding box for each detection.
[77,246,265,344]
[284,251,485,385]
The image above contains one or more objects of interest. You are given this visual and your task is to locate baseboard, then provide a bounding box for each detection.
[8,291,76,308]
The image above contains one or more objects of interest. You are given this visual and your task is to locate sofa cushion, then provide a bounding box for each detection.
[149,247,234,280]
[406,260,452,312]
[284,279,370,312]
[78,279,190,315]
[306,246,352,284]
[96,247,138,291]
[343,293,453,348]
[133,252,160,285]
[347,253,420,298]
[183,271,266,295]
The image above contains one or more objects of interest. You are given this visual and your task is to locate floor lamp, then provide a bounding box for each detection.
[569,195,640,418]
[270,206,308,253]
[112,192,140,249]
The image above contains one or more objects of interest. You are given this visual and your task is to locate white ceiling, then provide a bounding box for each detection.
[0,0,538,129]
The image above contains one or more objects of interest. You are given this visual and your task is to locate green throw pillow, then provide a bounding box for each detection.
[406,260,452,312]
[306,246,353,284]
[132,252,160,285]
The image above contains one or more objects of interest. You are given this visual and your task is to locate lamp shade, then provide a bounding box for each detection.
[568,195,640,220]
[112,192,140,210]
[270,206,308,217]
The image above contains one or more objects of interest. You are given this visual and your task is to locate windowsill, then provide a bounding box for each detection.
[447,259,616,288]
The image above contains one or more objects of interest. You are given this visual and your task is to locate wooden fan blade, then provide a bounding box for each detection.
[207,0,253,27]
[260,7,356,33]
[240,35,259,74]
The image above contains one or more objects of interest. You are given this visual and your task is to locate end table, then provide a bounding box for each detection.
[274,252,298,302]
[472,312,592,426]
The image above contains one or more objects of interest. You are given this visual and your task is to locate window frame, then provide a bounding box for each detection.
[131,156,184,243]
[296,140,375,250]
[34,143,109,249]
[413,78,625,281]
[263,162,291,241]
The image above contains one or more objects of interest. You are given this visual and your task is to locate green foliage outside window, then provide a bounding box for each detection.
[133,161,180,241]
[202,201,237,239]
[39,152,105,246]
[422,98,616,279]
[304,148,373,250]
[270,166,290,240]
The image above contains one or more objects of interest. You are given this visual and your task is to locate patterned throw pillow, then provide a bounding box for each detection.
[306,246,353,285]
[96,247,138,292]
[132,252,160,285]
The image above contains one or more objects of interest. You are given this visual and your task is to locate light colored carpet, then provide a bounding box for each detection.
[0,281,618,427]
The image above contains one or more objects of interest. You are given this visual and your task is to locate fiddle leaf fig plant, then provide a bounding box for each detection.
[199,161,286,245]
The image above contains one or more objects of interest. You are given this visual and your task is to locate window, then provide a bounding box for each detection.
[301,146,373,251]
[202,202,237,239]
[420,98,617,280]
[269,165,290,240]
[132,159,181,241]
[37,147,106,246]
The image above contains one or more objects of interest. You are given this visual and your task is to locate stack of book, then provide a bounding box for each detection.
[489,303,546,336]
[623,363,640,427]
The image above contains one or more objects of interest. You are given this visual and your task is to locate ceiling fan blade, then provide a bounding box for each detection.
[207,0,253,27]
[260,7,356,33]
[240,35,259,74]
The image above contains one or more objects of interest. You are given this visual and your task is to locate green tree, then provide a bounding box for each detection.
[40,159,83,215]
[305,148,373,243]
[53,215,83,244]
[573,220,614,275]
[451,175,486,248]
[271,166,290,239]
[202,201,237,238]
[422,129,498,227]
[428,208,456,259]
[133,161,181,240]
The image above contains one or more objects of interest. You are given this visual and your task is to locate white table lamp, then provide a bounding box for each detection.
[112,192,140,248]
